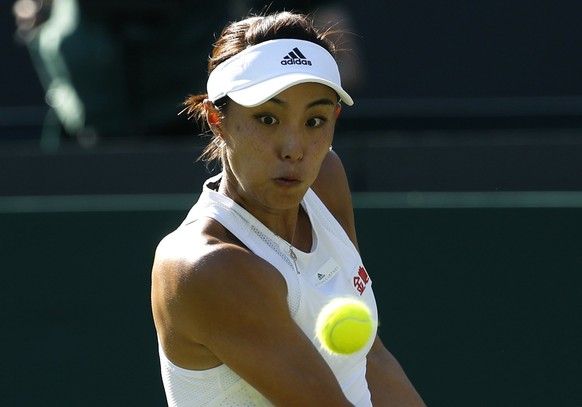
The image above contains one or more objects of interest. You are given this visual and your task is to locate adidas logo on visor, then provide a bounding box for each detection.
[281,47,312,66]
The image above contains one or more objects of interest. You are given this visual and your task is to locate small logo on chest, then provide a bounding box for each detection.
[310,257,340,287]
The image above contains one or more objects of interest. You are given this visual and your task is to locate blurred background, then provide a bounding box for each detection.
[2,0,581,406]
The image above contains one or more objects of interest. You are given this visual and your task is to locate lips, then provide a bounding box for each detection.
[275,176,301,186]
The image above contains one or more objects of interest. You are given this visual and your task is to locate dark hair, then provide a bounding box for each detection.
[182,11,339,164]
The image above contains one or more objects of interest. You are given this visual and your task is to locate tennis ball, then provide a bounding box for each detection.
[316,297,374,355]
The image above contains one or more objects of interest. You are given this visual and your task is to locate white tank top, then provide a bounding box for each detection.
[158,175,378,406]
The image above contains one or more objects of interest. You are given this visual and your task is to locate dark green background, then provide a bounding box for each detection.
[2,206,580,406]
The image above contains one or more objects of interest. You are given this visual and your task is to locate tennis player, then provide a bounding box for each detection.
[151,11,425,406]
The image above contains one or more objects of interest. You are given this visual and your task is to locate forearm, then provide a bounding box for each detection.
[366,336,426,406]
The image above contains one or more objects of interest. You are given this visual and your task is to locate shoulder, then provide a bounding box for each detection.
[153,221,285,288]
[151,219,288,344]
[311,150,358,247]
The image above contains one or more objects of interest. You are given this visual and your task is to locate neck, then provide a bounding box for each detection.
[217,172,301,245]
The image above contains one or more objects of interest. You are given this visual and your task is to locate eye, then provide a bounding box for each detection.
[305,117,326,127]
[257,115,279,125]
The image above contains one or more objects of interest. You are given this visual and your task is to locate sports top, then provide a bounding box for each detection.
[158,175,378,406]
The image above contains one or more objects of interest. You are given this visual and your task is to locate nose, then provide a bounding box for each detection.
[279,129,303,162]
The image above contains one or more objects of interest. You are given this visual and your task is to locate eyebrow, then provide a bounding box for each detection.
[268,97,337,109]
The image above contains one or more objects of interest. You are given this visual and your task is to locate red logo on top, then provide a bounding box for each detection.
[353,266,370,295]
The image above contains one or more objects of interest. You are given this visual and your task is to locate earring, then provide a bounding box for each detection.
[329,145,333,151]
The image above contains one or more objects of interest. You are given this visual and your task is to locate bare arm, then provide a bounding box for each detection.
[152,228,354,406]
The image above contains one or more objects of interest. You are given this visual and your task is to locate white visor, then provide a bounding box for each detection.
[206,39,353,107]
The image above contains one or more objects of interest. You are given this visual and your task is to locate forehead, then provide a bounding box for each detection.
[262,83,339,107]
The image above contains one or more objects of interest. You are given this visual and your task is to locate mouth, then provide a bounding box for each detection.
[274,176,301,187]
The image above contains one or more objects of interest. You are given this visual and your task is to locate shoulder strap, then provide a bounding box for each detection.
[302,188,357,253]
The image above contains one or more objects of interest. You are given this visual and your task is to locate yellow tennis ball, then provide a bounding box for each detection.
[316,297,374,355]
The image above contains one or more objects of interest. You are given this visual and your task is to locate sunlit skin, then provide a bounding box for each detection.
[204,83,340,246]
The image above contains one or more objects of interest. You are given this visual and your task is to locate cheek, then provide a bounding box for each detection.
[228,123,257,151]
[226,125,267,169]
[310,128,334,153]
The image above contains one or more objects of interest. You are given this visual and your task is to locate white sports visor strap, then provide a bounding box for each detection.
[206,39,354,107]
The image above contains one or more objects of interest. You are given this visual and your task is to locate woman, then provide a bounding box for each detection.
[151,11,425,406]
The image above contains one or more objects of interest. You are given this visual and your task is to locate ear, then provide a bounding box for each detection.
[203,99,222,131]
[335,104,342,119]
[208,112,220,125]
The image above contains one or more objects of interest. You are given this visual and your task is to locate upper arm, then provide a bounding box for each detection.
[151,230,353,407]
[312,150,359,249]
